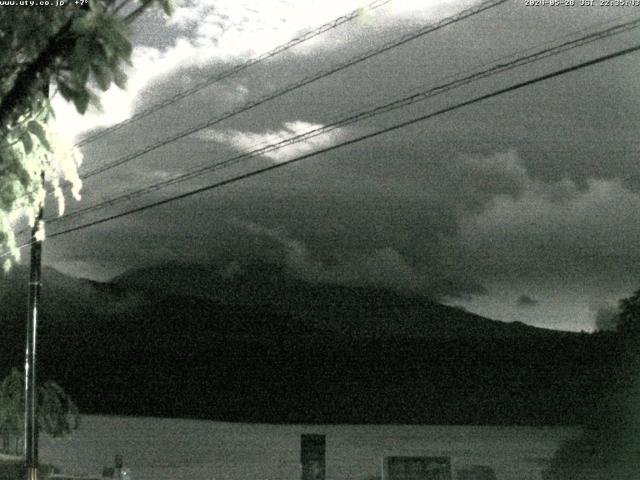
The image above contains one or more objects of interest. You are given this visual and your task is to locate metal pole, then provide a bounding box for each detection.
[24,170,43,480]
[23,81,50,480]
[23,79,48,480]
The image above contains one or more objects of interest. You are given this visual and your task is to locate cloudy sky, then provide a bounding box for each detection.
[20,0,640,331]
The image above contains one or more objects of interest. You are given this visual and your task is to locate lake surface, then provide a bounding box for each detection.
[39,416,579,480]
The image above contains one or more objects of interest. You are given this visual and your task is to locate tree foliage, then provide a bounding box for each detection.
[543,288,640,479]
[0,368,80,455]
[617,288,640,341]
[0,0,174,270]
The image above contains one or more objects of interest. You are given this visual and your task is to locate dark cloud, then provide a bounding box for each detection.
[517,295,539,307]
[455,176,640,288]
[40,3,640,331]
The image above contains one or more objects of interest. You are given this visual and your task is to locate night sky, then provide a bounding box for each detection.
[17,0,640,331]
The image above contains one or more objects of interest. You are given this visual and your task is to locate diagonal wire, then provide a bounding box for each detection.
[75,0,393,147]
[4,42,639,258]
[2,0,509,251]
[30,43,640,245]
[33,15,640,227]
[77,0,509,181]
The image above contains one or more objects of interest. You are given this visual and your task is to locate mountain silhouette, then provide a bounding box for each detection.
[0,262,618,424]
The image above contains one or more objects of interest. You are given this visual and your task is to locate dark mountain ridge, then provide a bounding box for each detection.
[103,261,571,340]
[0,262,616,425]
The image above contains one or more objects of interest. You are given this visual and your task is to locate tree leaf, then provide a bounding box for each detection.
[105,23,132,58]
[27,121,50,151]
[92,64,111,91]
[72,88,90,114]
[57,80,77,102]
[156,0,175,15]
[21,132,33,154]
[112,66,127,89]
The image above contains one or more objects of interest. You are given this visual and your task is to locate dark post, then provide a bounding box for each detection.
[115,454,123,479]
[24,172,44,480]
[301,434,326,480]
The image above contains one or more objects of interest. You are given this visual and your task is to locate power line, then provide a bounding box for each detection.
[34,43,640,245]
[74,0,393,148]
[77,0,508,181]
[8,14,639,247]
[8,0,395,212]
[34,15,640,227]
[356,9,637,109]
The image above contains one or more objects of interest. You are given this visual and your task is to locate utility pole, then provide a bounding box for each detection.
[24,171,43,480]
[24,85,47,480]
[24,181,43,480]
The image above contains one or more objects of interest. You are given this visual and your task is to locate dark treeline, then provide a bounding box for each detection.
[0,297,622,425]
